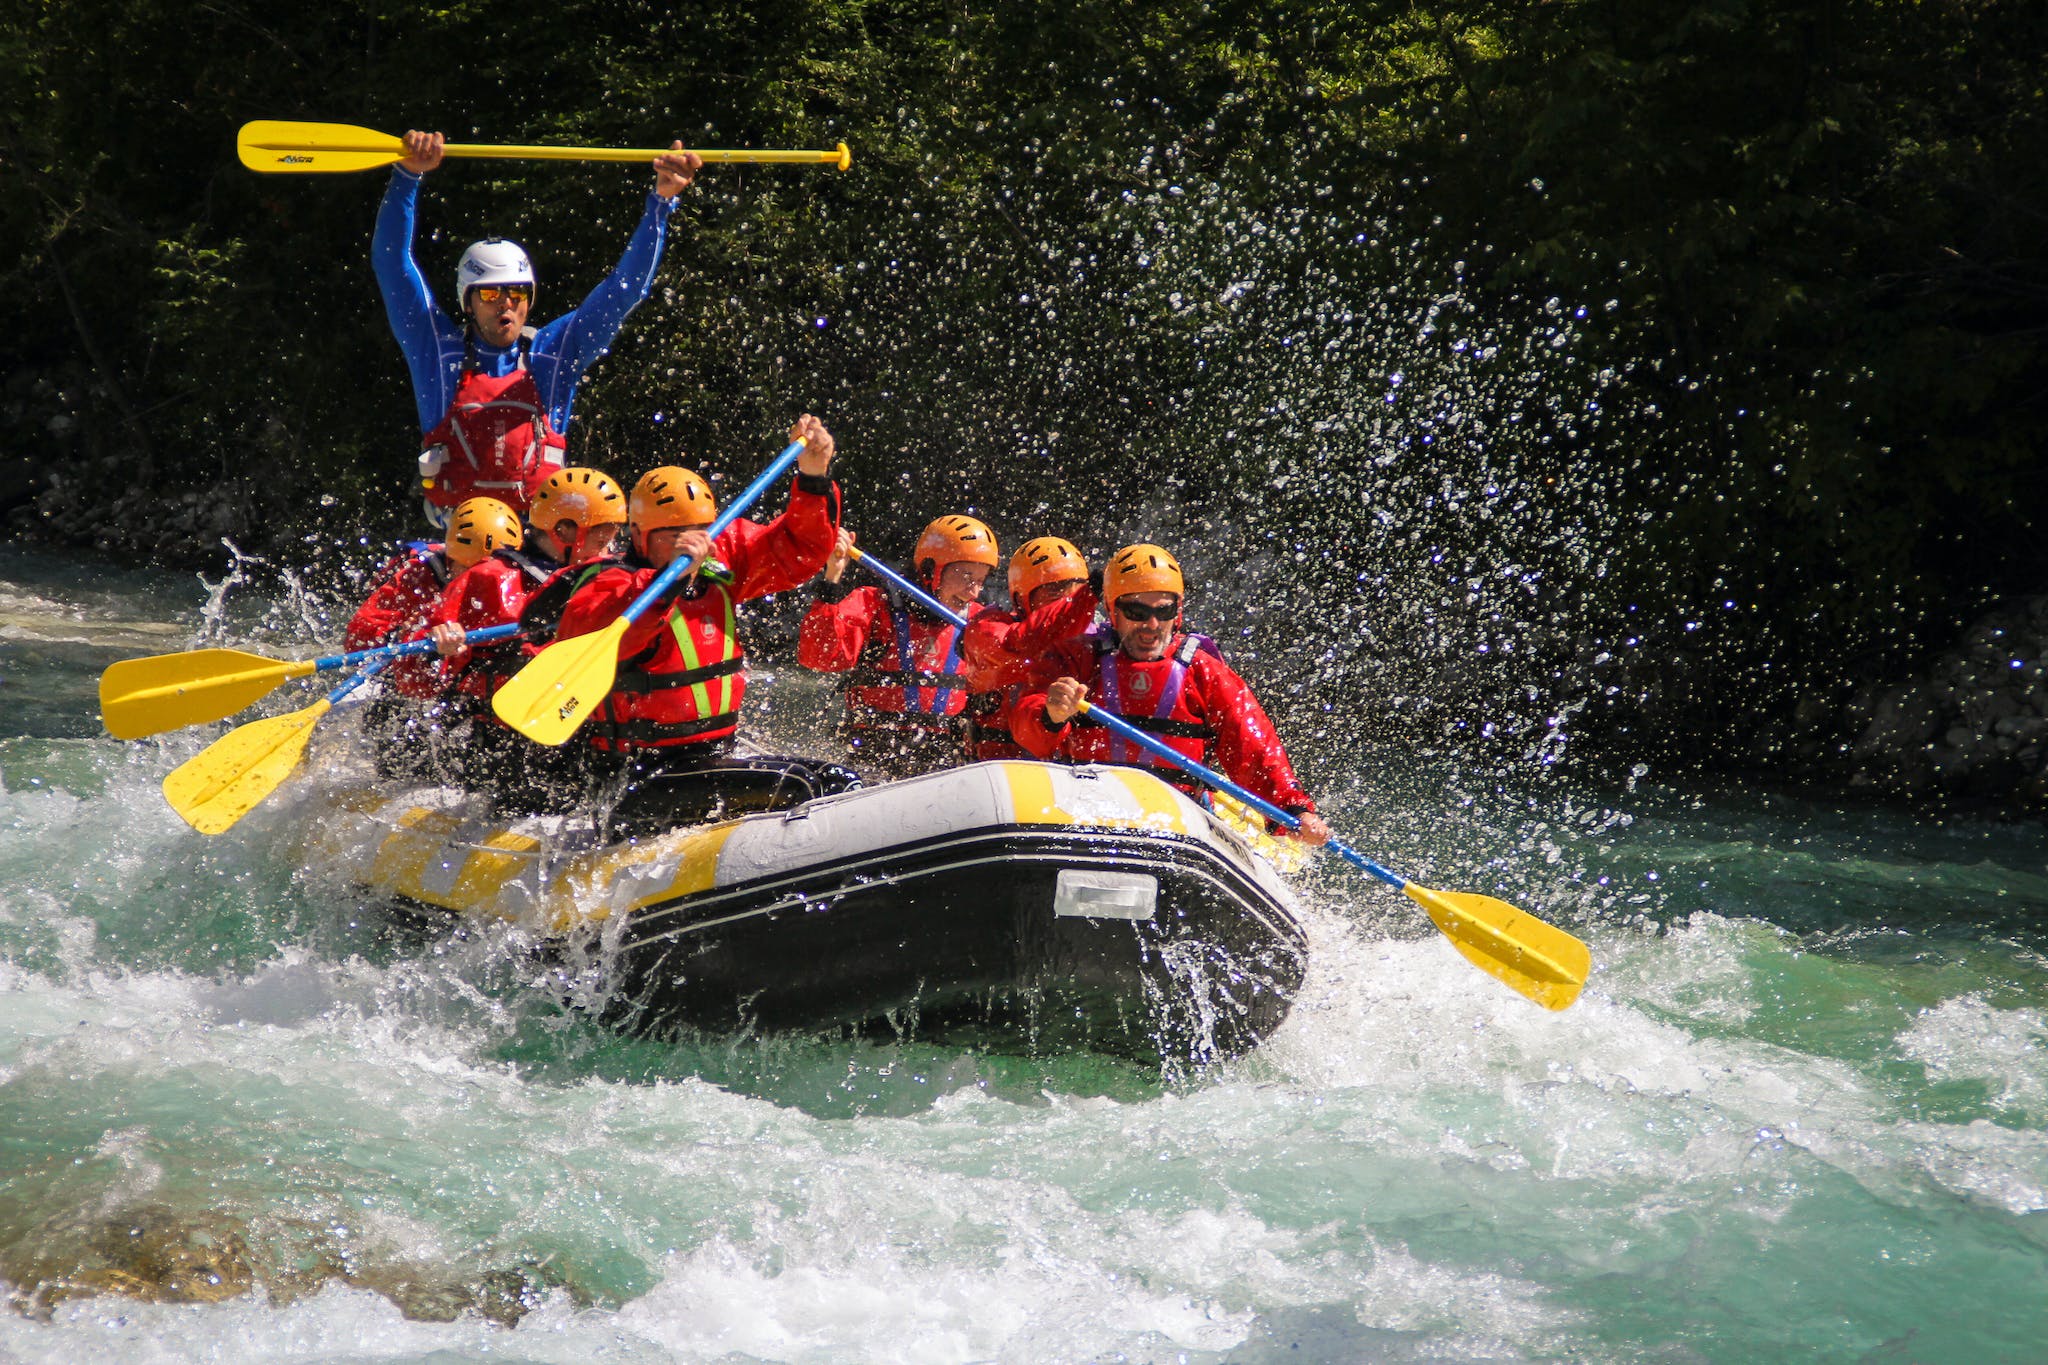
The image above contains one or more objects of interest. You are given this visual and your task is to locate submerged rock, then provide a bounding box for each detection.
[1,1203,255,1317]
[1,1200,579,1326]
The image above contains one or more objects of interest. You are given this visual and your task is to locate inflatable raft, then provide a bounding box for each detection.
[299,759,1310,1063]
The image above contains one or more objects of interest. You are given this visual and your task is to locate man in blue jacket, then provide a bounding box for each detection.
[373,128,702,525]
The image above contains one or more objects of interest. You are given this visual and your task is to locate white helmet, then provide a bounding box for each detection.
[454,238,535,301]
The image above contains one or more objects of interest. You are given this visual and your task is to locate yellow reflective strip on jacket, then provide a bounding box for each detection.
[666,584,740,718]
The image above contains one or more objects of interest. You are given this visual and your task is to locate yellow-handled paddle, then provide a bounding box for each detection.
[237,120,852,175]
[163,656,393,835]
[104,648,322,741]
[1075,696,1588,1009]
[845,546,1591,1011]
[1070,700,1589,1009]
[100,625,524,740]
[492,437,809,746]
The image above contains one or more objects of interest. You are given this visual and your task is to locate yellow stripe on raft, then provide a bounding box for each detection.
[449,830,546,916]
[1107,767,1190,833]
[540,820,738,932]
[365,808,542,920]
[1002,762,1063,823]
[358,802,737,930]
[368,808,466,894]
[999,762,1188,836]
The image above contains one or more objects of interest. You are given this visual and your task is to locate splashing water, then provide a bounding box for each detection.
[3,540,2047,1362]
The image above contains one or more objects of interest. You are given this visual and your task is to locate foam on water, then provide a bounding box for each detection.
[6,556,2048,1361]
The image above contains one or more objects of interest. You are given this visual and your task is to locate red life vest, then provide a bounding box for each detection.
[1071,634,1216,783]
[345,543,454,653]
[842,599,977,723]
[435,548,562,708]
[592,574,747,752]
[966,629,1220,765]
[419,358,566,513]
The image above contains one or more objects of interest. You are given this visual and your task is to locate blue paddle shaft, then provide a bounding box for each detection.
[848,549,1404,888]
[849,548,964,625]
[616,438,809,628]
[327,651,394,704]
[312,622,522,673]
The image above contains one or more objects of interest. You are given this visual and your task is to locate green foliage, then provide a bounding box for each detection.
[1,0,2043,767]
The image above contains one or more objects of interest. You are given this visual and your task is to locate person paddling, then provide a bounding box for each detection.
[956,535,1100,763]
[1013,544,1331,844]
[373,128,703,524]
[413,468,628,801]
[798,516,999,778]
[342,503,505,655]
[423,468,628,691]
[356,495,524,780]
[550,416,841,785]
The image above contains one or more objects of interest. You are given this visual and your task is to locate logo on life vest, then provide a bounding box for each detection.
[1131,672,1151,696]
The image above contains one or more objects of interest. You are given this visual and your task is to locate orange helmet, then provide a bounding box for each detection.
[629,466,718,553]
[530,467,628,535]
[444,497,522,568]
[1008,536,1088,608]
[529,467,626,562]
[1103,543,1184,605]
[914,515,999,585]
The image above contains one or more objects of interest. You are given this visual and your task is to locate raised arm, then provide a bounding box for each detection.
[964,586,1098,690]
[544,143,702,382]
[371,139,459,433]
[798,583,884,672]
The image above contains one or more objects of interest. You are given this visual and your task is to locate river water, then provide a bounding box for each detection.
[2,539,2046,1363]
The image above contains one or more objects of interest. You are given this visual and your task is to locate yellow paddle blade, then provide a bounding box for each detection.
[490,620,628,746]
[162,700,330,836]
[237,120,405,173]
[100,648,315,739]
[1405,884,1591,1011]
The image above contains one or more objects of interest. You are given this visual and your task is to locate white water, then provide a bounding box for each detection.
[4,546,2048,1362]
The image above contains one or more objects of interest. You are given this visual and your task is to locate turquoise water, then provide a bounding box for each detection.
[3,542,2046,1363]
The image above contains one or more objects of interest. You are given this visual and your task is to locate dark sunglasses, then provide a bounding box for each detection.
[472,285,532,305]
[1115,597,1180,624]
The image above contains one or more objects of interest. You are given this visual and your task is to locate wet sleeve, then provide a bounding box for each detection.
[961,609,1017,684]
[1200,660,1315,814]
[719,481,842,601]
[798,587,879,672]
[1014,586,1100,658]
[459,565,529,634]
[1009,684,1071,759]
[555,564,650,649]
[386,562,483,696]
[420,562,504,670]
[964,590,1100,692]
[1008,642,1092,759]
[344,555,412,653]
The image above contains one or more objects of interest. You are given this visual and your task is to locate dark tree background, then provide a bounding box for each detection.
[4,0,2044,783]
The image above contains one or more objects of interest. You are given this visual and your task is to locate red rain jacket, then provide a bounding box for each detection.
[1013,634,1316,815]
